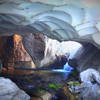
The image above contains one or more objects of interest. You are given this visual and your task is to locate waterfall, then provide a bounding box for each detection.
[52,41,82,72]
[52,62,73,73]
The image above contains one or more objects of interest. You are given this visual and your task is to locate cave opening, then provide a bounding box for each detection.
[0,32,100,75]
[0,34,83,72]
[0,32,100,100]
[0,33,100,74]
[0,0,100,99]
[0,34,100,100]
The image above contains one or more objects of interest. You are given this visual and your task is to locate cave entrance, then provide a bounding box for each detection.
[0,33,100,75]
[57,41,82,59]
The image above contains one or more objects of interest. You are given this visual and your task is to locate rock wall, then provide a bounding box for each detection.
[13,34,35,68]
[0,35,36,69]
[23,34,82,68]
[22,33,45,67]
[73,43,100,72]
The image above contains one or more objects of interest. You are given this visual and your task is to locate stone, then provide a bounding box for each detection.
[0,77,30,100]
[41,92,52,100]
[69,82,100,100]
[31,92,52,100]
[22,33,45,67]
[78,83,100,100]
[69,68,100,100]
[80,68,100,84]
[40,37,80,67]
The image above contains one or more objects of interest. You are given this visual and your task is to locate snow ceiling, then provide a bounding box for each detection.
[0,0,100,48]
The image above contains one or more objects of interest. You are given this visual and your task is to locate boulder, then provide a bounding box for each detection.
[80,68,100,84]
[78,68,100,100]
[78,83,100,100]
[69,68,100,100]
[31,92,52,100]
[0,77,30,100]
[41,92,52,100]
[68,69,100,100]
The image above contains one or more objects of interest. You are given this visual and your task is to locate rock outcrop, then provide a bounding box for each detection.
[0,35,35,69]
[78,69,100,100]
[80,68,100,84]
[69,68,100,100]
[0,77,30,100]
[22,33,45,67]
[73,43,100,72]
[22,34,81,67]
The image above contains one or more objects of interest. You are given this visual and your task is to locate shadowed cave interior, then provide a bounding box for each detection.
[0,0,100,100]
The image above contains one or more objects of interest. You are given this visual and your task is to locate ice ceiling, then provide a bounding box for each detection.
[0,0,100,48]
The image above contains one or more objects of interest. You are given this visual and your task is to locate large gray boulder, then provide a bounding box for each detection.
[79,69,100,100]
[69,68,100,100]
[78,83,100,100]
[80,68,100,84]
[0,77,30,100]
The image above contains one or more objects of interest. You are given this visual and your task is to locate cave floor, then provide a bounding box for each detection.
[0,68,66,93]
[0,67,79,100]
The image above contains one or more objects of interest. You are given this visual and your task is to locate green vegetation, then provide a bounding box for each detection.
[67,81,80,86]
[49,83,62,90]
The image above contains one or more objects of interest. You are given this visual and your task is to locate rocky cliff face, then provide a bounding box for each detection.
[0,34,36,69]
[22,34,82,67]
[0,33,100,71]
[13,34,31,62]
[73,43,100,72]
[22,33,45,67]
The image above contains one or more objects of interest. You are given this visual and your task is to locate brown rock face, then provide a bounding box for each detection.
[0,34,36,69]
[13,34,31,61]
[13,34,35,68]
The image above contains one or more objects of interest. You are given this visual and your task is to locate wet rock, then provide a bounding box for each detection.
[69,82,100,100]
[0,77,30,100]
[31,97,41,100]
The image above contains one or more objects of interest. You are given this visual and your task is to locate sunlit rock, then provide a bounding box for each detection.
[80,68,100,84]
[68,68,100,100]
[40,36,82,67]
[0,35,36,69]
[77,68,100,100]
